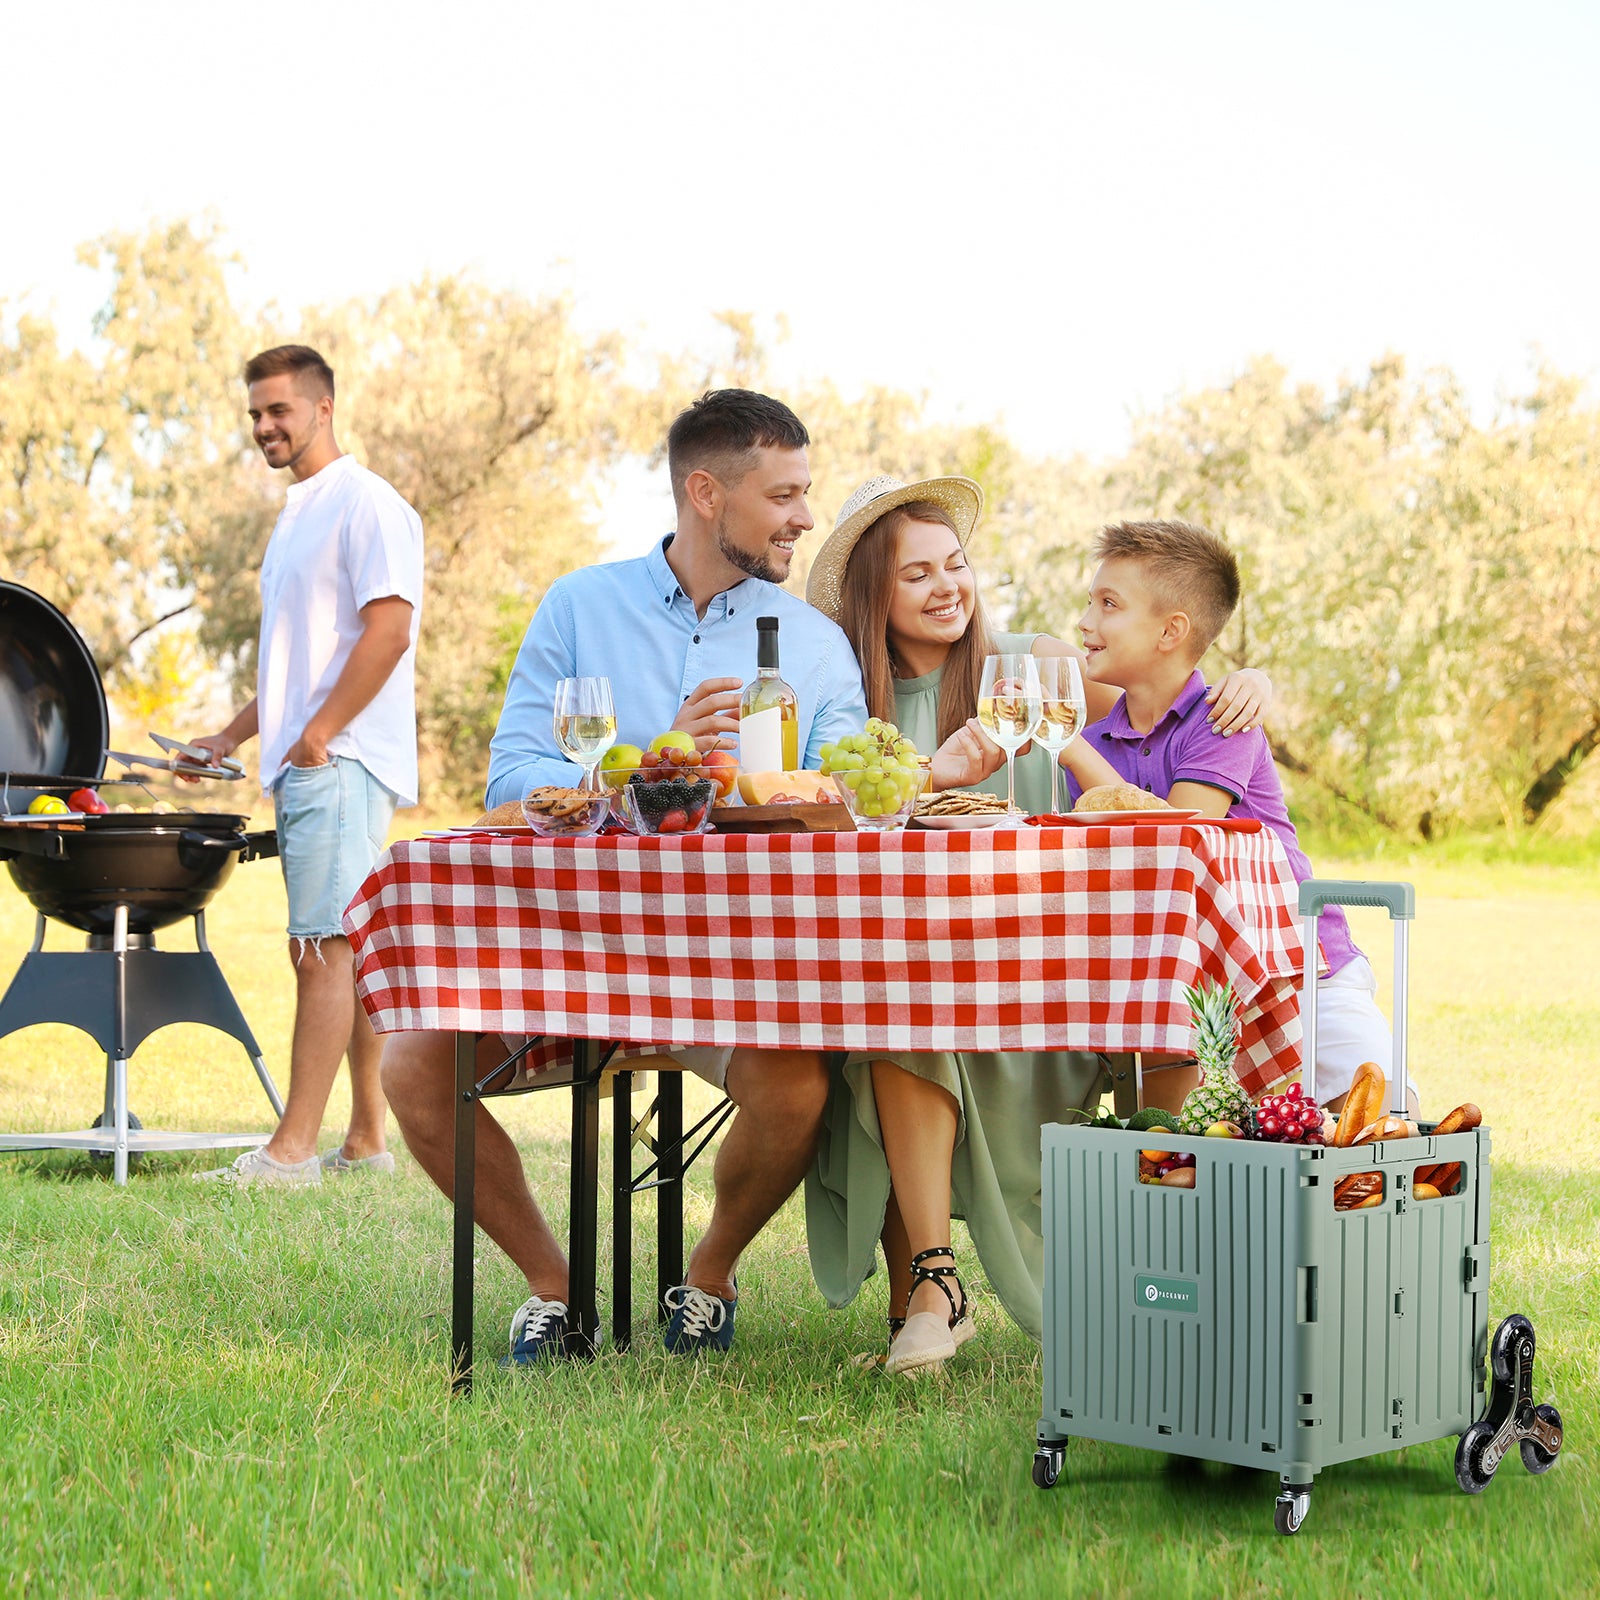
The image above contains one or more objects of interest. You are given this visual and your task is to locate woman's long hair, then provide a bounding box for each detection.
[837,501,996,746]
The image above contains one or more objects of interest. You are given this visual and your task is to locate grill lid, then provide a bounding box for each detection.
[0,581,110,806]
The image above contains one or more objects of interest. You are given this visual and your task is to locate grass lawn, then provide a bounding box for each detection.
[0,845,1595,1599]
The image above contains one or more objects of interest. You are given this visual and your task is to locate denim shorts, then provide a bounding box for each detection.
[273,755,398,941]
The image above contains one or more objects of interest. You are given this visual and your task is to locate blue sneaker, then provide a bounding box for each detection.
[663,1284,737,1354]
[501,1294,572,1368]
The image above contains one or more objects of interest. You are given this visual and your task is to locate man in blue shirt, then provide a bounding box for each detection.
[487,398,865,802]
[384,390,869,1364]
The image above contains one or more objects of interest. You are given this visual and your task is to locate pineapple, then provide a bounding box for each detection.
[1177,979,1253,1133]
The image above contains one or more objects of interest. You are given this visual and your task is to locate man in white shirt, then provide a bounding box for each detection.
[192,345,424,1187]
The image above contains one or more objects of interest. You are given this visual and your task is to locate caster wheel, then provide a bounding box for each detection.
[1455,1420,1496,1494]
[89,1111,143,1164]
[1521,1405,1563,1475]
[1274,1485,1310,1535]
[1032,1442,1064,1489]
[1490,1313,1534,1385]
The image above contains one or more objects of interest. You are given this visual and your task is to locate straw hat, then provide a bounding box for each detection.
[805,474,984,622]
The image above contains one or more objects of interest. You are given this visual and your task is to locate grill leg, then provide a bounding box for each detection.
[111,1055,130,1187]
[251,1055,285,1118]
[451,1031,477,1395]
[112,905,130,1187]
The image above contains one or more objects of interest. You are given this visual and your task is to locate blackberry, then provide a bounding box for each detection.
[631,776,714,822]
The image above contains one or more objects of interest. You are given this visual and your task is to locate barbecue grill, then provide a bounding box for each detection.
[0,580,283,1182]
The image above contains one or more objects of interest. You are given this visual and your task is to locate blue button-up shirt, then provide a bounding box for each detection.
[485,537,869,807]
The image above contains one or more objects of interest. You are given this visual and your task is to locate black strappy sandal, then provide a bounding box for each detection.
[885,1246,976,1376]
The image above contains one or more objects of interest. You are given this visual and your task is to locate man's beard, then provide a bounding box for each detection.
[715,514,787,585]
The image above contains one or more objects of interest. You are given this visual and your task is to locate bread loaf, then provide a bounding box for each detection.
[1351,1114,1412,1146]
[1332,1062,1386,1147]
[474,800,528,828]
[1433,1103,1482,1136]
[1074,783,1169,814]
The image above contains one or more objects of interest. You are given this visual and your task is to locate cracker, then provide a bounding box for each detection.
[916,789,1011,817]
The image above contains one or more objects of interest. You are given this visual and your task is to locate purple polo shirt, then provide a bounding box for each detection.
[1065,671,1361,975]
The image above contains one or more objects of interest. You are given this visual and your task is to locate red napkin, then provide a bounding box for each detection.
[1025,813,1263,833]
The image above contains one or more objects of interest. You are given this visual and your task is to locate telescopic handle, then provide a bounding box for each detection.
[1297,878,1413,1112]
[1298,880,1414,920]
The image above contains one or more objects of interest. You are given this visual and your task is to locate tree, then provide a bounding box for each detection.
[1,218,272,700]
[1008,355,1600,835]
[289,276,650,798]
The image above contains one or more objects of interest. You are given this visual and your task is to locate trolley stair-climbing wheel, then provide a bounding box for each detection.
[1455,1313,1564,1493]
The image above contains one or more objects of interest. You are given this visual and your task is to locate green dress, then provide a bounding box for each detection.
[804,632,1103,1341]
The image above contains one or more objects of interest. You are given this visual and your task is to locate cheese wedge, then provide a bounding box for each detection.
[736,771,838,806]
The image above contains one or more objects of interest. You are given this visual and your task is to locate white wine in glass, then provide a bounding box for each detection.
[1031,656,1088,816]
[976,653,1042,813]
[552,677,617,792]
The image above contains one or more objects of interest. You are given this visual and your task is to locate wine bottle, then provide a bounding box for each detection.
[739,616,800,771]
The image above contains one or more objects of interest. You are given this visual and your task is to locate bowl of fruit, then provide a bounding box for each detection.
[821,719,929,832]
[601,733,733,838]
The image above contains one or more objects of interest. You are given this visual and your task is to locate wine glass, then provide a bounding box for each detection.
[976,653,1043,814]
[552,676,617,794]
[1031,656,1088,816]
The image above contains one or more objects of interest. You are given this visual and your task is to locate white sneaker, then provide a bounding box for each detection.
[320,1148,397,1176]
[194,1146,323,1187]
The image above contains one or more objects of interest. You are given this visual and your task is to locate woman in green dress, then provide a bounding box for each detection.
[802,473,1270,1375]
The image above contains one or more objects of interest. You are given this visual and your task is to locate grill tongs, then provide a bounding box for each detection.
[106,734,247,782]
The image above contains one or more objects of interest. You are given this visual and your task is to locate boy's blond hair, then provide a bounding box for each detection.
[1092,519,1240,658]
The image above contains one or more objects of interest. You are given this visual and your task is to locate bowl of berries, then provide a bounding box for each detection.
[613,773,717,836]
[605,752,713,838]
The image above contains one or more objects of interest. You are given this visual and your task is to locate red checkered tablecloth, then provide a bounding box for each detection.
[345,823,1305,1095]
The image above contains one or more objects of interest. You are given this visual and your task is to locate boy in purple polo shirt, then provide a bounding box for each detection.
[1056,518,1404,1113]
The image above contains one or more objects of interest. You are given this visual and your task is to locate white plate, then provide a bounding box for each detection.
[420,824,537,838]
[1057,808,1202,825]
[913,811,1021,830]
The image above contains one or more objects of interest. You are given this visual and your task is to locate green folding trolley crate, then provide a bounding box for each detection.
[1033,880,1564,1533]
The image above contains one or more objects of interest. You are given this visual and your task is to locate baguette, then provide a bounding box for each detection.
[1351,1115,1411,1147]
[1333,1062,1387,1147]
[1416,1160,1463,1194]
[1334,1171,1382,1206]
[1432,1103,1482,1137]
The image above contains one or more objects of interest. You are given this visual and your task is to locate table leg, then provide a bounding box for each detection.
[451,1031,477,1395]
[612,1070,633,1352]
[657,1069,683,1319]
[567,1039,601,1357]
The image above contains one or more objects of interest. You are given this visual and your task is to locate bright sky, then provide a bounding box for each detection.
[8,0,1598,552]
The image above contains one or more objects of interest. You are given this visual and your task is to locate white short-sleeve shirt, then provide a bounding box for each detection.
[256,454,425,804]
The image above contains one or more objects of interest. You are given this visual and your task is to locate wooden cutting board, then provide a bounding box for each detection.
[711,803,855,833]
